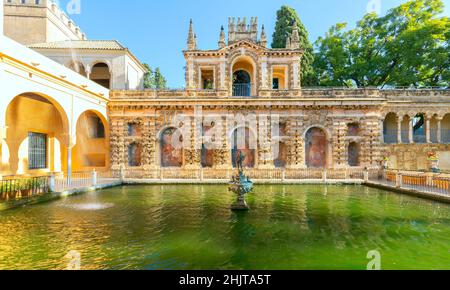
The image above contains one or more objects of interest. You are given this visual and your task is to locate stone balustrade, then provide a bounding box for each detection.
[110,88,450,101]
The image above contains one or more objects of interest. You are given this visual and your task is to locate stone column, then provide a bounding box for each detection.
[408,118,414,144]
[426,116,431,144]
[85,65,91,80]
[437,117,442,144]
[397,117,403,144]
[67,146,72,185]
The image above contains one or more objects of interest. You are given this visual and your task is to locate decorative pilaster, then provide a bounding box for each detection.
[142,116,157,170]
[110,119,126,171]
[184,116,201,169]
[286,118,304,168]
[257,115,273,168]
[332,121,347,167]
[361,119,383,166]
[212,116,230,169]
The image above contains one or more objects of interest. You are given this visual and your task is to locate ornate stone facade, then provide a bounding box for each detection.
[108,18,450,176]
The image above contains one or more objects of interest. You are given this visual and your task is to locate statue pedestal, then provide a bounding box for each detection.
[231,194,250,211]
[229,171,253,211]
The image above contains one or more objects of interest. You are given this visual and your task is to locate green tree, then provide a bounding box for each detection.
[153,67,167,89]
[272,5,315,85]
[143,63,154,89]
[143,64,167,89]
[313,0,450,87]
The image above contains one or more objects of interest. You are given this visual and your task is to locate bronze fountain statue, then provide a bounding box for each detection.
[229,150,254,211]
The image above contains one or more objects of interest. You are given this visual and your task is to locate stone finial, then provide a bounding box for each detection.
[260,25,267,47]
[290,21,301,49]
[218,26,226,48]
[251,17,258,31]
[187,19,197,50]
[285,36,292,49]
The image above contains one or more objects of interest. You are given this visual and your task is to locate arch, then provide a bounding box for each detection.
[305,127,328,168]
[274,141,287,168]
[90,62,111,89]
[4,92,70,175]
[401,115,411,143]
[232,70,251,96]
[347,122,360,137]
[348,142,361,167]
[413,113,426,143]
[201,124,214,168]
[231,127,256,168]
[127,142,142,167]
[383,112,397,144]
[231,55,256,97]
[72,110,109,171]
[430,114,440,144]
[66,60,87,77]
[442,114,450,143]
[160,127,183,168]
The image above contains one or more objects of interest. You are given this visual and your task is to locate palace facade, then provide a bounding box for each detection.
[109,18,450,177]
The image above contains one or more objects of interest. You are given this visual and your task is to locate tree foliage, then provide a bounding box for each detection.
[143,63,167,89]
[272,5,315,85]
[313,0,450,87]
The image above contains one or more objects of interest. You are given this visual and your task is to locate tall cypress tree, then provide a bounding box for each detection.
[272,5,315,85]
[143,63,154,89]
[154,67,167,89]
[143,64,167,89]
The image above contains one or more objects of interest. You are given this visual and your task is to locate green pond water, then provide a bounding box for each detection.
[0,184,449,270]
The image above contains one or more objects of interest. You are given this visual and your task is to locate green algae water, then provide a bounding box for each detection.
[0,184,449,270]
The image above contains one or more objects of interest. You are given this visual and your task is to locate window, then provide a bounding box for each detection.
[88,115,105,139]
[272,66,287,89]
[200,68,214,90]
[272,78,279,90]
[348,123,360,136]
[28,132,47,170]
[127,123,141,136]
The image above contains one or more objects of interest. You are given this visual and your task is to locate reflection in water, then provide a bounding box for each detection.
[0,185,450,270]
[60,203,114,211]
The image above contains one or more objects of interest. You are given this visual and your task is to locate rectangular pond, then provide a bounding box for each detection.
[0,185,449,270]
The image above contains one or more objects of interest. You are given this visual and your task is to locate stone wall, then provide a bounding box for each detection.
[384,144,450,171]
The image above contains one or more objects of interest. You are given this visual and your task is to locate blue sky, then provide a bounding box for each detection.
[61,0,450,87]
